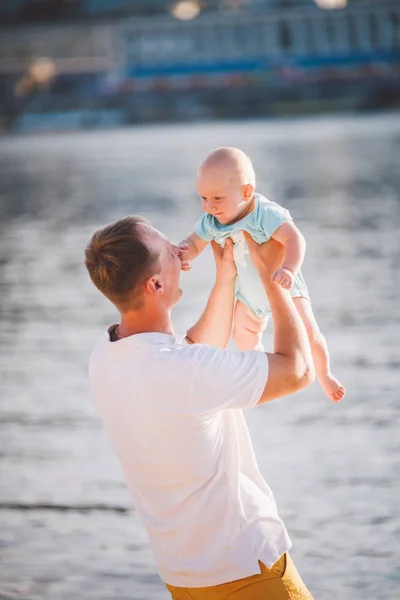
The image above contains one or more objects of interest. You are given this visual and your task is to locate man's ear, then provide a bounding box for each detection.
[146,276,164,295]
[242,183,254,201]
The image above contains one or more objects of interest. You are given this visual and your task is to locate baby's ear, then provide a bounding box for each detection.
[243,183,254,200]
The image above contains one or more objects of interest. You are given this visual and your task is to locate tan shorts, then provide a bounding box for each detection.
[165,553,314,599]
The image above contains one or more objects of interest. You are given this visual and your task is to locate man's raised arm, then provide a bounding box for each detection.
[185,239,236,349]
[243,234,315,404]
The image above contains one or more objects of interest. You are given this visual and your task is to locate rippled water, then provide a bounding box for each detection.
[0,114,399,600]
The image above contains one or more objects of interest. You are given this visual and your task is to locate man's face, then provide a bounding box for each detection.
[140,225,182,307]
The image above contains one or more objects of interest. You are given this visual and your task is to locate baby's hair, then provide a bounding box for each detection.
[200,147,256,188]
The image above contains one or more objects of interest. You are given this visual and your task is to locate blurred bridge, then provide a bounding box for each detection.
[0,0,399,129]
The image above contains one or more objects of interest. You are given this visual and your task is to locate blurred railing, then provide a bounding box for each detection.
[119,3,400,73]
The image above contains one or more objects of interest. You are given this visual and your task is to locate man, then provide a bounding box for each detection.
[85,215,315,599]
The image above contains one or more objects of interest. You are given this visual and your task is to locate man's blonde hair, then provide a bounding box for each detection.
[84,216,159,311]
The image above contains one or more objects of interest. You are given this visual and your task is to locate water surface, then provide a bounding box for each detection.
[0,114,399,599]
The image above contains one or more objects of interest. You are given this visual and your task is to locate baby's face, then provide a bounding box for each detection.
[197,167,248,225]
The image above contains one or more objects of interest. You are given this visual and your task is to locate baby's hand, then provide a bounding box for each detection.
[271,267,295,290]
[178,242,192,272]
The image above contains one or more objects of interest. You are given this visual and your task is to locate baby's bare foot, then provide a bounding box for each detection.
[319,373,345,402]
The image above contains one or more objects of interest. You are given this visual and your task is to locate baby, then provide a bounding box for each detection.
[179,147,345,402]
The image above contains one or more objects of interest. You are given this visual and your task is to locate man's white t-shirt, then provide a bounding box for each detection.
[89,328,291,587]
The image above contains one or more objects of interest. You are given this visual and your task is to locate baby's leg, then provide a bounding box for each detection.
[293,297,345,402]
[233,300,268,351]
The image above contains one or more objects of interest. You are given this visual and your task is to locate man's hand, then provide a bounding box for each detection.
[271,266,295,290]
[243,232,285,278]
[211,238,236,284]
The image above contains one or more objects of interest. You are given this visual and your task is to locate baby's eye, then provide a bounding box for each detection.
[215,197,222,201]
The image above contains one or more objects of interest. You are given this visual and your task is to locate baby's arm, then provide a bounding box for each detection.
[179,232,209,271]
[270,221,306,289]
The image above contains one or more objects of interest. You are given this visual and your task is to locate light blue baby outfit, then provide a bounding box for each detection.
[195,193,310,318]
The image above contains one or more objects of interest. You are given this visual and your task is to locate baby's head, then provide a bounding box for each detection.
[197,147,255,225]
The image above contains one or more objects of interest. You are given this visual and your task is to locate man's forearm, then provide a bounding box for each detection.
[256,271,314,403]
[259,257,312,376]
[265,279,307,358]
[186,277,235,348]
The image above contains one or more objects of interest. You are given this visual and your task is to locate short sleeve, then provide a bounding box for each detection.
[259,201,292,239]
[184,345,268,413]
[194,214,215,241]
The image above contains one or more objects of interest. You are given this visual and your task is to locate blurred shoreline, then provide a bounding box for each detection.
[3,102,400,137]
[1,107,399,140]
